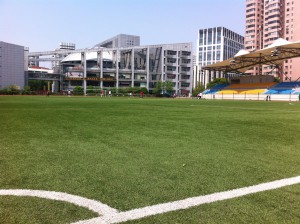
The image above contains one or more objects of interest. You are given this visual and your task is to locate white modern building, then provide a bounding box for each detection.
[0,41,28,89]
[194,27,244,87]
[93,34,140,49]
[28,34,193,95]
[61,43,193,95]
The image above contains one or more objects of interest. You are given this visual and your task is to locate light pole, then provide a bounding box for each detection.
[258,25,263,77]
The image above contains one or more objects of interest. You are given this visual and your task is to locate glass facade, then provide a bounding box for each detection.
[195,27,244,87]
[198,27,244,65]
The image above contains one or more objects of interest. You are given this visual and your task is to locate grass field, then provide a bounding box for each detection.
[0,96,300,223]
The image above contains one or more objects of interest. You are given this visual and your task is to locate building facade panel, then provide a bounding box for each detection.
[27,35,192,94]
[244,0,300,81]
[0,41,25,89]
[93,34,140,49]
[284,0,300,81]
[60,43,193,95]
[195,27,244,87]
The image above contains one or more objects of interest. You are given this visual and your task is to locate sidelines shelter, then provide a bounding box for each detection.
[202,39,300,101]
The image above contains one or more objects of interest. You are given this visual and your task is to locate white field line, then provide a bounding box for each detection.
[0,189,118,216]
[73,175,300,224]
[1,176,300,224]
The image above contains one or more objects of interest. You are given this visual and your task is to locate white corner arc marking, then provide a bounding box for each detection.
[0,189,118,216]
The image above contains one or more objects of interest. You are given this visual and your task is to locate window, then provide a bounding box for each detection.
[217,28,221,44]
[207,52,212,61]
[207,29,212,45]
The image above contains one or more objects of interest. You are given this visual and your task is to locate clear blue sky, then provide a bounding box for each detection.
[0,0,245,52]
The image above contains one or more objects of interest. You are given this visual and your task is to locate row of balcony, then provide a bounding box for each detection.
[65,76,191,81]
[65,75,191,83]
[166,50,191,57]
[165,61,192,66]
[65,67,148,73]
[166,69,191,73]
[165,54,192,59]
[65,77,151,82]
[65,67,191,74]
[28,73,61,80]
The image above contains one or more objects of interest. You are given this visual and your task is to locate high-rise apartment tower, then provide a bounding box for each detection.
[244,0,300,81]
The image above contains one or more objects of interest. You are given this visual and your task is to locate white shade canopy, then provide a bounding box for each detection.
[61,51,113,62]
[203,38,300,73]
[234,49,250,57]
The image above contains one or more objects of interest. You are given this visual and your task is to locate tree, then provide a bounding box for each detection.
[165,81,174,94]
[206,78,229,89]
[140,87,148,94]
[73,86,83,95]
[192,82,205,97]
[118,88,128,94]
[274,77,280,83]
[4,85,20,95]
[28,80,48,91]
[153,81,173,96]
[23,86,31,91]
[153,81,163,95]
[22,86,31,95]
[5,85,19,91]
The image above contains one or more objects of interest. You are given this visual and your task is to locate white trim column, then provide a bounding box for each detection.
[146,47,150,90]
[176,51,180,94]
[81,52,87,95]
[97,51,103,89]
[100,51,103,89]
[131,49,134,87]
[116,49,119,89]
[161,47,164,82]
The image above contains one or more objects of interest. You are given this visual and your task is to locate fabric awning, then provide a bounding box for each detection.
[203,38,300,73]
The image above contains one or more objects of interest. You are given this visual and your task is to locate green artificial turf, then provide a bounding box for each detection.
[0,196,97,224]
[127,184,300,224]
[0,96,300,223]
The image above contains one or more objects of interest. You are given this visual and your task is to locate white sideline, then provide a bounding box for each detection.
[0,189,118,216]
[73,175,300,224]
[1,176,300,224]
